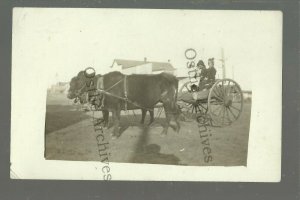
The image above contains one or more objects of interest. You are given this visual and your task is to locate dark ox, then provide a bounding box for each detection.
[67,70,180,138]
[68,75,155,126]
[71,88,154,126]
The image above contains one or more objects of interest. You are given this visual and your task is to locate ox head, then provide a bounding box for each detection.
[67,67,96,102]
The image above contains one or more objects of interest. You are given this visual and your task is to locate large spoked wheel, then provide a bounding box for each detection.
[208,79,243,127]
[178,81,208,122]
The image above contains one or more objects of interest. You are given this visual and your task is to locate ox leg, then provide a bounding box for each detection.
[112,109,121,138]
[140,109,146,124]
[161,103,172,136]
[171,104,181,133]
[148,110,154,125]
[161,112,171,136]
[174,109,181,133]
[102,110,109,128]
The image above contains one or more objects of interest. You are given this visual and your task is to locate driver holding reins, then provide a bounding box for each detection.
[197,58,217,91]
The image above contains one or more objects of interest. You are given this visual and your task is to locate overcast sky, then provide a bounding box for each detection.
[13,8,282,91]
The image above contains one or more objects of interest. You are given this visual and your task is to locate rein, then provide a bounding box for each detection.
[78,75,178,115]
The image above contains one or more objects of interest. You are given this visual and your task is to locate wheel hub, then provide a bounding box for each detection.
[224,99,232,107]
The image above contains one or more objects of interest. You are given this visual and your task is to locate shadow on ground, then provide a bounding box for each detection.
[130,127,180,165]
[132,143,180,165]
[45,105,89,134]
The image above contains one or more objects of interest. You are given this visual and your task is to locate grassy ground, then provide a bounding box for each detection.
[45,93,251,166]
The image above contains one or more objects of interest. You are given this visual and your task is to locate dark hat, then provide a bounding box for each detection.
[208,58,214,62]
[197,60,206,68]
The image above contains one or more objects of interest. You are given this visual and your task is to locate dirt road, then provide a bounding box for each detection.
[45,93,251,166]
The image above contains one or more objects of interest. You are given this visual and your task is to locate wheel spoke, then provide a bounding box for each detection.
[218,84,225,98]
[221,106,225,125]
[230,104,241,112]
[214,96,224,103]
[212,90,224,102]
[221,81,226,98]
[195,105,199,113]
[211,104,222,116]
[191,106,195,113]
[187,104,193,112]
[228,106,238,119]
[199,103,208,112]
[217,105,224,117]
[214,86,223,98]
[225,107,232,123]
[224,80,228,95]
[223,81,229,101]
[226,81,233,97]
[198,105,203,113]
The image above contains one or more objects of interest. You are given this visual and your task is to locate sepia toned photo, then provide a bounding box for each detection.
[46,54,249,167]
[11,8,282,181]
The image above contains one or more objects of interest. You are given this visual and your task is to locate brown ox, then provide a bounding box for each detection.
[68,70,180,138]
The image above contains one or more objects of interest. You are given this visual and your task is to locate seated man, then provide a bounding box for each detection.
[198,58,216,91]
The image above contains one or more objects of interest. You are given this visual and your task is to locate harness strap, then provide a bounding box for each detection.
[93,75,178,115]
[106,78,124,92]
[95,89,178,115]
[96,76,105,109]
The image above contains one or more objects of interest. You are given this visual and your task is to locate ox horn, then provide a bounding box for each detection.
[84,67,96,78]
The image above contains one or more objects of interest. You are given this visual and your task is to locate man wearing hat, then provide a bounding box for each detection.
[198,58,217,91]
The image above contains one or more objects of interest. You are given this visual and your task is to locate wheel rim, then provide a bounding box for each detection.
[208,79,243,127]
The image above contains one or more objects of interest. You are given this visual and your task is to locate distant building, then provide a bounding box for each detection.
[243,90,252,100]
[49,82,69,94]
[111,58,176,75]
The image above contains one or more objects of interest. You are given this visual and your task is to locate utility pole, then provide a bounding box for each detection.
[55,73,59,84]
[221,48,226,79]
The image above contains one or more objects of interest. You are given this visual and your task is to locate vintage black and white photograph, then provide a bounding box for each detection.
[10,8,282,181]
